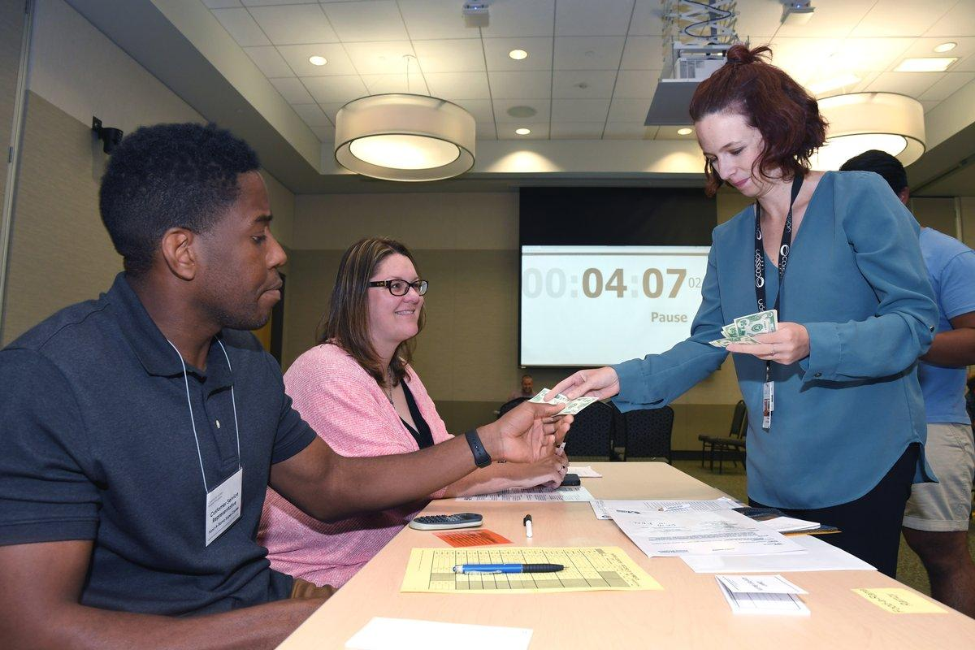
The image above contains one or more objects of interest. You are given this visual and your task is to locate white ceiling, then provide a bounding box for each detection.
[201,0,975,144]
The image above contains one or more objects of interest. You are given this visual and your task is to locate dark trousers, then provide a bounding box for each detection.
[751,443,919,578]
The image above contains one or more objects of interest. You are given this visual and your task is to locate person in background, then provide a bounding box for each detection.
[549,44,939,578]
[0,124,570,649]
[508,374,535,402]
[841,149,975,617]
[967,374,975,427]
[259,238,568,589]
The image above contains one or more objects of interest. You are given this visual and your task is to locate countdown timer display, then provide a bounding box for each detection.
[520,245,711,366]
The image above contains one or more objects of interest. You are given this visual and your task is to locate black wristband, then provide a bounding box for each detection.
[465,429,492,468]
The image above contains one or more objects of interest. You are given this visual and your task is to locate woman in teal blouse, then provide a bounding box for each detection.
[551,45,938,576]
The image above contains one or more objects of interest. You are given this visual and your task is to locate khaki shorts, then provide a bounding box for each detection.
[903,422,975,532]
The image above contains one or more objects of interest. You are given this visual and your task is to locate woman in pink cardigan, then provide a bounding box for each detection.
[259,238,567,588]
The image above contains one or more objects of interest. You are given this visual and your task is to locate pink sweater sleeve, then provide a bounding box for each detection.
[258,344,452,588]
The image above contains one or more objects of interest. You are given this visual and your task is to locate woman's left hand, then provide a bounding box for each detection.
[726,322,810,365]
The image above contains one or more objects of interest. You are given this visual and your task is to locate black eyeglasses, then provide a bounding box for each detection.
[368,279,429,297]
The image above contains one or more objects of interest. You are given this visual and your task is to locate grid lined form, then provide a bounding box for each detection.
[417,547,652,592]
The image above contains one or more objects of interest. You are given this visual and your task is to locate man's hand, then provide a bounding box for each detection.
[921,312,975,367]
[550,366,620,401]
[482,401,571,464]
[726,322,810,365]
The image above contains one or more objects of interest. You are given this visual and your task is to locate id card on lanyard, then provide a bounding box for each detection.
[754,174,803,430]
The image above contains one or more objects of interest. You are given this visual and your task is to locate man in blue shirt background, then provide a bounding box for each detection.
[843,150,975,618]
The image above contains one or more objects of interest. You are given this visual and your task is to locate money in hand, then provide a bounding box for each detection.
[709,309,777,348]
[530,388,597,415]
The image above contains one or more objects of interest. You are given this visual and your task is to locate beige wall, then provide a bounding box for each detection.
[286,191,748,449]
[0,0,295,345]
[0,1,25,209]
[912,197,959,237]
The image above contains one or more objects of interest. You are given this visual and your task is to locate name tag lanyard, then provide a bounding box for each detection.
[168,339,243,546]
[754,174,803,430]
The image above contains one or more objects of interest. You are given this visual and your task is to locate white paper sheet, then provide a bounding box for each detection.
[590,497,742,520]
[716,574,807,595]
[681,534,877,573]
[568,465,602,478]
[457,486,594,502]
[610,508,804,557]
[758,516,821,533]
[345,617,533,650]
[717,581,811,616]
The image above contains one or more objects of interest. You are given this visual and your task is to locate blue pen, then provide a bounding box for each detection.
[452,563,564,574]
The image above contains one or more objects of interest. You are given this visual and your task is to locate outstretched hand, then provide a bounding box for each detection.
[549,366,620,401]
[490,401,572,464]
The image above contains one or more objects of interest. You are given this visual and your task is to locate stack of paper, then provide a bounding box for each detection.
[457,486,594,502]
[759,516,822,534]
[715,575,810,616]
[605,507,804,558]
[590,497,742,520]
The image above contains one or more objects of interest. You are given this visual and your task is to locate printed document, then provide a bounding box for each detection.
[610,508,803,557]
[457,486,594,502]
[591,497,741,520]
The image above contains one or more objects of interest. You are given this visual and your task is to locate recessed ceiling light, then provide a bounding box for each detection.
[894,57,957,72]
[515,128,531,136]
[508,49,528,60]
[309,55,327,66]
[807,73,860,95]
[934,42,957,53]
[677,127,693,136]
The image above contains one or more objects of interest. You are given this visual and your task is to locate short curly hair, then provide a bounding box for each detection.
[99,123,260,275]
[689,44,827,197]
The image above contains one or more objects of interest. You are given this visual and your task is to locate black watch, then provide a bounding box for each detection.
[465,429,492,468]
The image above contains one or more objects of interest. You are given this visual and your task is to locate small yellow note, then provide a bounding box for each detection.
[853,588,947,614]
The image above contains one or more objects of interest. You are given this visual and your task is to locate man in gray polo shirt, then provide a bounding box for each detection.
[0,123,569,648]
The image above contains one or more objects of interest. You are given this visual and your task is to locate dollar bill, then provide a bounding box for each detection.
[558,396,597,415]
[721,323,742,339]
[733,309,778,337]
[709,336,760,348]
[529,388,569,405]
[529,389,597,415]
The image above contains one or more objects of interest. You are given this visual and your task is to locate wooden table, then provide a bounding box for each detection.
[279,462,975,649]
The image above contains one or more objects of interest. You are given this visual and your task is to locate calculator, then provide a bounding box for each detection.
[408,513,484,531]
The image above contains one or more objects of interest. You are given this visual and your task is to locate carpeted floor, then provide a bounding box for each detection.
[667,459,975,598]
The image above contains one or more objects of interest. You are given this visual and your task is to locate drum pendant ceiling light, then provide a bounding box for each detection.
[812,92,925,171]
[334,93,476,182]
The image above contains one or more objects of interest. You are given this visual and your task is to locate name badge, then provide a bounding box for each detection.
[205,468,242,547]
[762,381,775,430]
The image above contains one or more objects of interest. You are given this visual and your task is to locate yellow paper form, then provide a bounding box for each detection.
[401,546,662,594]
[853,588,947,614]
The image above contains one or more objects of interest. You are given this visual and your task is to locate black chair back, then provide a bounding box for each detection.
[622,406,675,462]
[729,400,747,439]
[498,397,529,417]
[563,401,615,459]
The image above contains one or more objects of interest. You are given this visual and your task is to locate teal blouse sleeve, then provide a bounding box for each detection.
[612,241,728,411]
[800,173,938,383]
